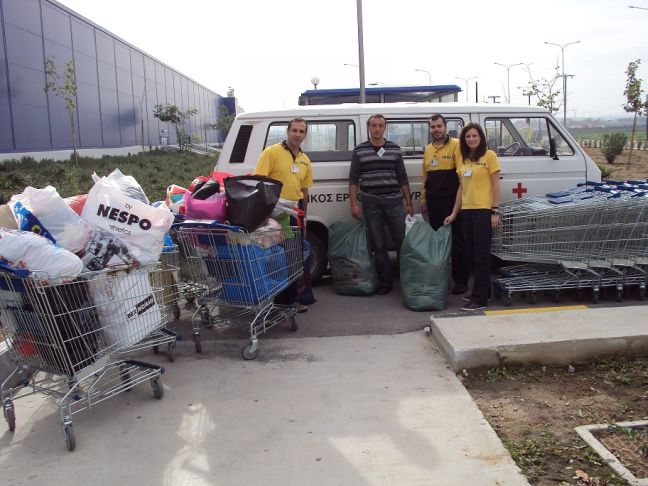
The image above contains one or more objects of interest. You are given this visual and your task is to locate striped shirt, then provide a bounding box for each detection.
[349,140,409,205]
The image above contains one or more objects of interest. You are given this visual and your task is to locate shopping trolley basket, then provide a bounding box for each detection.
[176,221,303,359]
[491,184,648,305]
[0,261,171,451]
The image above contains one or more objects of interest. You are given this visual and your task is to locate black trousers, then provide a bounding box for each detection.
[426,195,468,287]
[462,209,492,306]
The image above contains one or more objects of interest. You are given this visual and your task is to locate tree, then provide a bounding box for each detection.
[44,56,78,163]
[623,59,648,168]
[152,104,198,151]
[212,105,235,144]
[526,75,561,115]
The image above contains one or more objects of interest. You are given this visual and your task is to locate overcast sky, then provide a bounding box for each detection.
[57,0,648,118]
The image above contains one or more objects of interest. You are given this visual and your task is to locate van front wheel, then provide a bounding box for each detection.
[306,231,327,285]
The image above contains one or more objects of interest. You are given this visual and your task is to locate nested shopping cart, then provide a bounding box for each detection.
[492,182,648,306]
[176,222,303,360]
[0,261,174,451]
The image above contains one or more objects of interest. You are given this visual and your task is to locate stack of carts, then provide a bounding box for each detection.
[176,221,303,360]
[0,262,177,450]
[492,180,648,306]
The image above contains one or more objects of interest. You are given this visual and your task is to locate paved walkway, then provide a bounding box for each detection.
[0,333,527,486]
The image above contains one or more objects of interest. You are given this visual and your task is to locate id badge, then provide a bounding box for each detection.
[431,159,438,167]
[463,169,472,177]
[377,147,385,157]
[291,165,300,174]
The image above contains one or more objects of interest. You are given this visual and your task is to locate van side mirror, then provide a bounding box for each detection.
[549,137,559,160]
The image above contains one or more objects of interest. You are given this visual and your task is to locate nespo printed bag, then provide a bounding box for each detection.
[81,177,174,265]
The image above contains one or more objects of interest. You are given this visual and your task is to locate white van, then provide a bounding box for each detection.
[216,102,601,281]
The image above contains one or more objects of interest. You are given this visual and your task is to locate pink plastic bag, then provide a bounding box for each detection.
[183,191,227,221]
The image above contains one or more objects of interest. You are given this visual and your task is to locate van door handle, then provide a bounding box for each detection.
[499,175,504,179]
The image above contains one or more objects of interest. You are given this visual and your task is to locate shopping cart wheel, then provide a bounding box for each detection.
[64,424,76,452]
[616,288,623,302]
[172,302,181,320]
[530,292,537,305]
[241,343,258,360]
[576,288,584,301]
[193,334,202,353]
[592,289,600,304]
[151,378,164,399]
[167,341,176,362]
[152,345,159,354]
[501,293,512,307]
[640,287,646,301]
[200,307,212,328]
[290,316,298,332]
[4,402,15,432]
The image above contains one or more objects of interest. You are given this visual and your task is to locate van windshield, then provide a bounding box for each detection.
[484,117,575,157]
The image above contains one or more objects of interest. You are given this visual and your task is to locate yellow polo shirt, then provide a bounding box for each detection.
[253,142,313,202]
[456,150,500,210]
[421,137,461,199]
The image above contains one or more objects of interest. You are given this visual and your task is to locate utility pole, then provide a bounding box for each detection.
[544,40,580,126]
[356,0,366,103]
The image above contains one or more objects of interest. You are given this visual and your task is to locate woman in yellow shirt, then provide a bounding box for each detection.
[445,123,501,311]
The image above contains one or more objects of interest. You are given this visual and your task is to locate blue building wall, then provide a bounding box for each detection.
[0,0,224,153]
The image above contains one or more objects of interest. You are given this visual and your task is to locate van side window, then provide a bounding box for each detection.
[484,117,575,157]
[230,124,253,163]
[265,120,356,162]
[385,120,428,157]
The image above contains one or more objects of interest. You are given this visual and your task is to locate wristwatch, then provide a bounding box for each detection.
[491,207,500,215]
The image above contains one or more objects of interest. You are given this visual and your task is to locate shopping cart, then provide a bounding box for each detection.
[492,182,648,306]
[176,222,303,360]
[0,261,172,451]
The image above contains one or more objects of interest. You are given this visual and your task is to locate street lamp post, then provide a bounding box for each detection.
[456,76,478,102]
[544,40,580,126]
[493,62,523,103]
[414,68,432,85]
[356,0,366,103]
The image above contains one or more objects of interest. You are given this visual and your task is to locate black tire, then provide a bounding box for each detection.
[502,293,512,307]
[151,378,164,399]
[241,344,257,360]
[64,424,76,452]
[193,334,202,354]
[167,342,176,363]
[290,316,298,332]
[5,405,15,432]
[306,230,327,285]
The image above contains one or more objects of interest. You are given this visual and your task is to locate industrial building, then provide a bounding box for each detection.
[0,0,226,159]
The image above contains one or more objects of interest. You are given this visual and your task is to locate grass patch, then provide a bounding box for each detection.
[502,430,558,481]
[0,150,218,203]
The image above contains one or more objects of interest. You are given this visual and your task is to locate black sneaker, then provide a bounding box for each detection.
[461,301,486,311]
[374,286,392,295]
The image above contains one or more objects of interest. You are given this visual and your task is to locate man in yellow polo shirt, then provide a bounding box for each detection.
[253,117,313,311]
[421,114,468,295]
[254,117,313,218]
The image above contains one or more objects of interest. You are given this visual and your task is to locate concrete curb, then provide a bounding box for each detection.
[429,306,648,371]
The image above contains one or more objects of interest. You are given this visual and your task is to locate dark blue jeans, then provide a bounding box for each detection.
[462,209,492,306]
[362,200,407,290]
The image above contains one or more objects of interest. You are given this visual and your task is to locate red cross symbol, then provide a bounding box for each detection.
[512,182,527,199]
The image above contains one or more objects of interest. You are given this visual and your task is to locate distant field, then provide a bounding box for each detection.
[570,128,647,141]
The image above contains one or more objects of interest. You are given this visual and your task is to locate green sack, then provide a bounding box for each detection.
[400,222,451,311]
[328,220,378,296]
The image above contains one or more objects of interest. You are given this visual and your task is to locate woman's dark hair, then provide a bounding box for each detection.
[459,122,488,161]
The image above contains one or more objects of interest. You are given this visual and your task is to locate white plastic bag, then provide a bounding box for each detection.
[405,214,424,235]
[81,178,174,265]
[92,168,149,204]
[9,186,93,253]
[0,229,83,280]
[87,268,161,349]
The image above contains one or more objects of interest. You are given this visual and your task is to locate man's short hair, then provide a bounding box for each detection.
[287,116,308,132]
[429,114,447,126]
[367,114,387,127]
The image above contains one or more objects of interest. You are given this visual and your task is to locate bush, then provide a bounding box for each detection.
[596,161,612,180]
[600,132,627,164]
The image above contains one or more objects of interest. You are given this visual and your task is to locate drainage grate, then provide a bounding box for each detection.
[575,420,648,485]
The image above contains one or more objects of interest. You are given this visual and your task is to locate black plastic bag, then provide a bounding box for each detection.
[191,178,220,200]
[224,176,282,231]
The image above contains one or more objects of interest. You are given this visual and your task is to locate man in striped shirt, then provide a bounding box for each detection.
[349,114,413,295]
